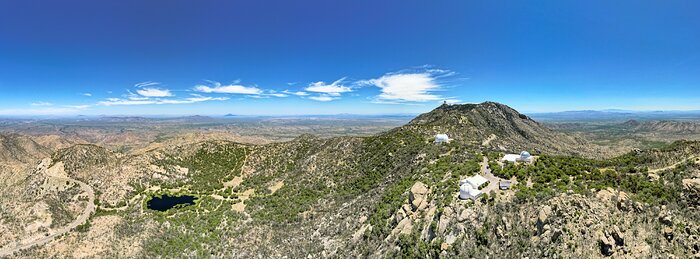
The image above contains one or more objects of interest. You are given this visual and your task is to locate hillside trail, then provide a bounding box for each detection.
[648,155,698,174]
[0,176,95,257]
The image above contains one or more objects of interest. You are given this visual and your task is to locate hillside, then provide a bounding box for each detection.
[408,102,591,156]
[1,102,699,258]
[622,120,700,134]
[0,134,50,164]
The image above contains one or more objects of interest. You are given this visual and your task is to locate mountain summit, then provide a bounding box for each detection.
[407,102,589,155]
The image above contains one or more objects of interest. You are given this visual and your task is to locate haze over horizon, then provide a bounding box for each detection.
[2,1,699,116]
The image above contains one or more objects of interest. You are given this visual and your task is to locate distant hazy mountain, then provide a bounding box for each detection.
[529,109,700,122]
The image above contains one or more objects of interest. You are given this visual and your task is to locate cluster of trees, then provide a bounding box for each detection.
[157,142,248,192]
[510,154,683,205]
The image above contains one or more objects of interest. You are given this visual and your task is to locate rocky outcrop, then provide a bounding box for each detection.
[409,182,429,211]
[682,178,700,206]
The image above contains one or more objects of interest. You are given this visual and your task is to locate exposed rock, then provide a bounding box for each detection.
[437,207,453,235]
[409,182,429,211]
[682,178,700,206]
[612,226,625,246]
[411,197,425,212]
[536,205,551,235]
[551,228,563,243]
[664,227,674,241]
[617,191,629,210]
[660,215,673,227]
[395,208,406,223]
[440,242,449,251]
[597,230,615,256]
[457,209,473,223]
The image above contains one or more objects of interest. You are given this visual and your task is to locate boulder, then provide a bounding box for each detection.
[536,205,552,235]
[457,209,473,223]
[682,178,700,206]
[612,226,625,246]
[660,215,673,226]
[617,191,629,210]
[411,196,425,211]
[409,182,429,211]
[440,242,449,251]
[395,208,407,223]
[663,227,674,241]
[597,230,615,256]
[551,228,563,243]
[437,207,454,235]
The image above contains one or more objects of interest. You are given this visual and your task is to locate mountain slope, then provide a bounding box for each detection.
[4,102,699,258]
[407,102,590,155]
[0,133,49,164]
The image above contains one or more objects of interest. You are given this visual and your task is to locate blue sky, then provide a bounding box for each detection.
[1,0,699,116]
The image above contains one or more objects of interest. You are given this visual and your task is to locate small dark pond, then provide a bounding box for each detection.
[147,194,197,211]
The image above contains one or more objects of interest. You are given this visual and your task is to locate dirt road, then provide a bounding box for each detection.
[0,176,95,257]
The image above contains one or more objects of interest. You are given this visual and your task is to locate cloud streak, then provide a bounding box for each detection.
[362,69,453,103]
[30,101,53,106]
[98,94,227,106]
[194,81,262,95]
[136,88,173,97]
[305,78,352,96]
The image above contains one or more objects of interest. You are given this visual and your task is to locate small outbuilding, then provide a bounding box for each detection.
[434,134,450,143]
[499,180,511,190]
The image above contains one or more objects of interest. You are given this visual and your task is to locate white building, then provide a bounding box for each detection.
[519,151,532,162]
[459,184,482,200]
[501,151,533,163]
[464,175,489,189]
[434,134,450,143]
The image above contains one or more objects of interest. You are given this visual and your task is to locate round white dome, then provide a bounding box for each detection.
[520,151,531,158]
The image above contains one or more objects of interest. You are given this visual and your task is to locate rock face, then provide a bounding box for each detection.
[409,182,429,211]
[597,230,615,256]
[682,178,700,206]
[536,205,552,235]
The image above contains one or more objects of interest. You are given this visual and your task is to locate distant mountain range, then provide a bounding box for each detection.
[528,109,700,122]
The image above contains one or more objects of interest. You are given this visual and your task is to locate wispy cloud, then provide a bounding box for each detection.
[134,81,161,88]
[30,101,53,106]
[361,69,453,103]
[305,78,352,96]
[136,87,173,97]
[194,81,262,95]
[0,105,89,116]
[98,94,227,106]
[308,95,337,102]
[303,78,352,101]
[82,93,92,97]
[283,90,309,96]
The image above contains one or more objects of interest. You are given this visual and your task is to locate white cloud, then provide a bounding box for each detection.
[82,93,92,97]
[363,72,446,102]
[268,93,288,98]
[136,87,173,97]
[305,78,352,95]
[0,105,88,116]
[308,95,337,102]
[283,90,309,96]
[66,105,91,109]
[30,101,53,106]
[194,81,262,95]
[98,94,227,106]
[443,99,461,104]
[134,81,161,88]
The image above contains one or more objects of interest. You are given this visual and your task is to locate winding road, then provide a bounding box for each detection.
[0,176,95,257]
